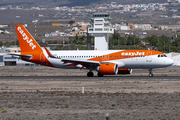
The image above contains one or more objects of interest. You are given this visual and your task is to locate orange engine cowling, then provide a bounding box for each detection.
[118,68,132,74]
[97,63,118,75]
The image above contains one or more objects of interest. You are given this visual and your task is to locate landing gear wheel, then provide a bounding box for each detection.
[148,68,153,77]
[87,72,94,77]
[149,73,153,77]
[97,72,104,77]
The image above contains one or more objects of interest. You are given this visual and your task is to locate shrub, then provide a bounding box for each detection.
[112,102,116,107]
[2,109,7,113]
[176,104,180,108]
[38,93,42,98]
[159,103,163,107]
[7,102,14,108]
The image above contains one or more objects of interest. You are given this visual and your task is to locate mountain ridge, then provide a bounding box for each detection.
[0,0,167,7]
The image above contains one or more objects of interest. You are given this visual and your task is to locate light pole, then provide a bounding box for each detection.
[134,35,135,46]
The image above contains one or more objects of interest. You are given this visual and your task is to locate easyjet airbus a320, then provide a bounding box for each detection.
[12,25,174,77]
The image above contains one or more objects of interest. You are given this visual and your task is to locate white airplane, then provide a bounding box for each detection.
[12,25,174,77]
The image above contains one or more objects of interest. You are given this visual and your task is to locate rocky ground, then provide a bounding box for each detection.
[0,66,180,120]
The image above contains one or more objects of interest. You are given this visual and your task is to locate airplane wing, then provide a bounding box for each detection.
[61,59,100,68]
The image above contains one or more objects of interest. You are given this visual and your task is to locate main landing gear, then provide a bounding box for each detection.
[149,68,153,77]
[87,72,94,77]
[87,72,104,77]
[97,72,104,77]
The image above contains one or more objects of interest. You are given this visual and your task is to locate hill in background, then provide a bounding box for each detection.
[0,0,167,7]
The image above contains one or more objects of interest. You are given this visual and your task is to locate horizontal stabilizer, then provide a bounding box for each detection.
[10,53,32,60]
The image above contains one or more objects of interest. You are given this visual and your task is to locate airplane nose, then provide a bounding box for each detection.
[167,58,174,66]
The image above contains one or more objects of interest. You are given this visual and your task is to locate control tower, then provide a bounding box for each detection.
[88,13,114,50]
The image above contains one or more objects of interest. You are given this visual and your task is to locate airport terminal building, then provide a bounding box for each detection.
[0,46,38,66]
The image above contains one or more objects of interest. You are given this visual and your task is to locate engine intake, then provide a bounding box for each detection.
[97,63,118,75]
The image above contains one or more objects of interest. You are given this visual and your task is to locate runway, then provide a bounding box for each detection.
[1,67,180,119]
[0,76,180,80]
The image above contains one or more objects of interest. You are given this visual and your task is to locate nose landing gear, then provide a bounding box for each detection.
[149,68,153,77]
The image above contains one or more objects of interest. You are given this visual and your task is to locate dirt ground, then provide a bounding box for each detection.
[0,66,180,120]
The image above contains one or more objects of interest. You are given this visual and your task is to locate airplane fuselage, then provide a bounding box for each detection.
[42,49,173,69]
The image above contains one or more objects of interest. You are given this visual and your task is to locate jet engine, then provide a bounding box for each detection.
[118,68,132,74]
[97,63,118,75]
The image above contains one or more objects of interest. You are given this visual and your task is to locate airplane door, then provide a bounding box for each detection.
[146,51,152,62]
[131,57,138,62]
[40,53,45,62]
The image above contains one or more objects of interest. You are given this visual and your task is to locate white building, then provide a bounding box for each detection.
[0,47,41,66]
[88,13,114,50]
[120,26,130,30]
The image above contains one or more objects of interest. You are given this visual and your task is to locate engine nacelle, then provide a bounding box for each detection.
[97,63,118,75]
[118,68,132,74]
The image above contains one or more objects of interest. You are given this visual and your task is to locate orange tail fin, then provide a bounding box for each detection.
[15,25,42,53]
[15,25,54,67]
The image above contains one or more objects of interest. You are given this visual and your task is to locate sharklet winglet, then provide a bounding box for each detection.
[44,46,57,58]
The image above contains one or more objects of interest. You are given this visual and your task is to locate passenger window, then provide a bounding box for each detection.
[161,55,163,57]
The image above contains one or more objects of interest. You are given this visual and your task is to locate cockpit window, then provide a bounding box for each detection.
[158,55,167,58]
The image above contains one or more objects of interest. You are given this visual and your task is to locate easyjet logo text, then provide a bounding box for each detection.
[17,27,36,50]
[121,51,145,56]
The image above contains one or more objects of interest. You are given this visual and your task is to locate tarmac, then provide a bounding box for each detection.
[0,75,180,80]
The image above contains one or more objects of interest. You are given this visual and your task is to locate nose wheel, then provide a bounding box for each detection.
[149,68,153,77]
[87,72,94,77]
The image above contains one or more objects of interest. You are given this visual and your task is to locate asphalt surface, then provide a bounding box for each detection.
[0,76,180,80]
